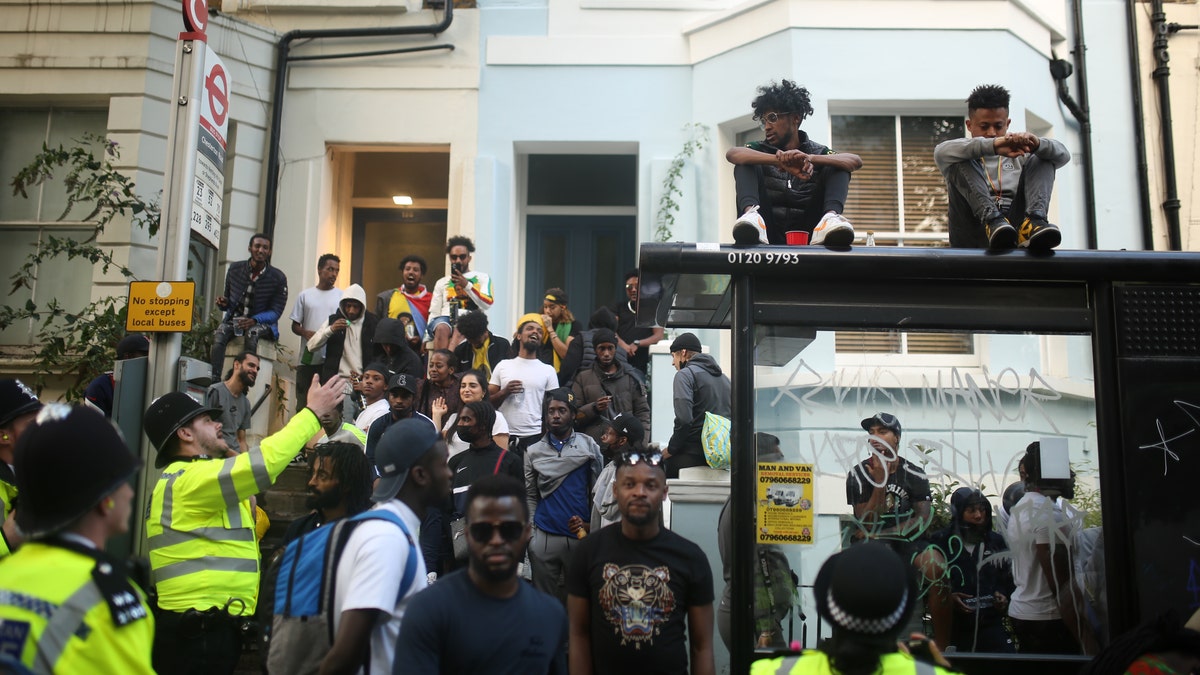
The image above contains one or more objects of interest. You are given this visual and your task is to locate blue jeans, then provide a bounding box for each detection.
[210,319,272,382]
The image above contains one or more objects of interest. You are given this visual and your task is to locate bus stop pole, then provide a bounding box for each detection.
[730,273,757,673]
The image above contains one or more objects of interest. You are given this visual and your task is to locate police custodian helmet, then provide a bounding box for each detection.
[143,392,223,467]
[14,405,141,539]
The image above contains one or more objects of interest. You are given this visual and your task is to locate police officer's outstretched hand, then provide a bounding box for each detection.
[306,375,346,421]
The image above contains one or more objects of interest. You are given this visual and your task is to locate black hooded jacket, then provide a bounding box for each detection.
[930,488,1015,606]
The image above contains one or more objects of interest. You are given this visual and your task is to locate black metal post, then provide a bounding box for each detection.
[1090,280,1135,636]
[1150,0,1183,250]
[730,273,757,673]
[1126,0,1155,250]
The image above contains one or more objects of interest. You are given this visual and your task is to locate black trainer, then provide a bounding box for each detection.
[1018,214,1062,250]
[985,216,1017,250]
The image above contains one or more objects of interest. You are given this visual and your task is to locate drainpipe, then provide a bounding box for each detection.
[1150,0,1183,250]
[1126,0,1154,250]
[1051,0,1097,250]
[261,1,454,241]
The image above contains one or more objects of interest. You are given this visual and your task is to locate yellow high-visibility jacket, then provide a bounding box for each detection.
[0,470,16,557]
[751,651,957,675]
[0,540,154,674]
[146,409,319,614]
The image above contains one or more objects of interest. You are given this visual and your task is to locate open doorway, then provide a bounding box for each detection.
[344,148,449,305]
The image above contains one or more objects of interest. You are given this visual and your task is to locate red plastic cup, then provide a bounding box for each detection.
[785,231,809,246]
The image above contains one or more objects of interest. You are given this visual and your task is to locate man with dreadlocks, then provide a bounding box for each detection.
[282,441,375,544]
[727,79,862,247]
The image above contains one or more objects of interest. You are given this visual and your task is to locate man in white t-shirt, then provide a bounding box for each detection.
[1006,441,1097,656]
[289,254,342,413]
[320,418,452,675]
[490,314,559,458]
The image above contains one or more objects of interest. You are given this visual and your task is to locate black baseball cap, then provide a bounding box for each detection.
[388,373,418,395]
[610,413,644,446]
[860,412,901,436]
[371,419,440,502]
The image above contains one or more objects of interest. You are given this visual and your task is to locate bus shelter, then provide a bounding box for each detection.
[638,242,1200,674]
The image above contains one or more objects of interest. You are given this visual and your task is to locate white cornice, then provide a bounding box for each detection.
[485,0,1067,66]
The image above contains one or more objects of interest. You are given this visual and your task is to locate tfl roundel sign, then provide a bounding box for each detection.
[183,0,208,35]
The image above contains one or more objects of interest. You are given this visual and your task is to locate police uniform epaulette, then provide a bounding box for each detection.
[50,538,149,628]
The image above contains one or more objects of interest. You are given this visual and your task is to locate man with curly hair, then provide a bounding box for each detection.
[934,84,1071,250]
[727,80,862,246]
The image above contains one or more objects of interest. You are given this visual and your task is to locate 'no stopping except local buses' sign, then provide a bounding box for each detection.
[127,281,195,332]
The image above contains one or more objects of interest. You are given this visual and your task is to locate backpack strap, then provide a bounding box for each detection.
[492,449,508,475]
[322,510,421,653]
[343,510,420,601]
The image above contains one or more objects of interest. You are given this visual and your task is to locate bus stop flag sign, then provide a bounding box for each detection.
[191,43,229,249]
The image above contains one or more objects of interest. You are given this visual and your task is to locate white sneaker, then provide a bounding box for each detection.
[811,211,854,246]
[733,206,769,245]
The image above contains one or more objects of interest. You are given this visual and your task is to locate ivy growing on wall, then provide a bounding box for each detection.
[1,134,218,400]
[654,123,710,242]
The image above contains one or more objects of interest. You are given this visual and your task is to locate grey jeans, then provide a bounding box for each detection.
[944,155,1057,248]
[528,526,579,605]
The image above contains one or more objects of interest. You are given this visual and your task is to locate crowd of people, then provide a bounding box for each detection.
[0,78,1161,675]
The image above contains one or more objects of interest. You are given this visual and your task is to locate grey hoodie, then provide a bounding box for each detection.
[668,352,731,456]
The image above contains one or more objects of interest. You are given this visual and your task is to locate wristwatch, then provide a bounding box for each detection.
[633,340,641,347]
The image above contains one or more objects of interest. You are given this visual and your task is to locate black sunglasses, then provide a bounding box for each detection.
[468,520,525,543]
[617,450,664,467]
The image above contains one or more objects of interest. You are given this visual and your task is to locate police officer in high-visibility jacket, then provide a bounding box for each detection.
[750,542,960,675]
[144,374,345,674]
[0,404,153,673]
[0,378,42,557]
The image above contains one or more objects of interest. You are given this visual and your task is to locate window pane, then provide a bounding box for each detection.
[527,155,636,207]
[34,227,97,320]
[831,116,898,239]
[750,328,1101,656]
[0,228,39,344]
[40,109,108,222]
[0,110,49,221]
[901,116,963,244]
[0,226,93,345]
[540,234,567,292]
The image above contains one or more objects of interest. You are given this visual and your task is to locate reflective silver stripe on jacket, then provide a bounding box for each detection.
[152,556,258,584]
[146,526,256,551]
[33,581,103,675]
[248,446,272,494]
[217,461,243,528]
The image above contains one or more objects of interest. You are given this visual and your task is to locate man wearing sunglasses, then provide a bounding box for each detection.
[567,449,716,675]
[428,236,494,352]
[397,474,568,674]
[726,79,862,247]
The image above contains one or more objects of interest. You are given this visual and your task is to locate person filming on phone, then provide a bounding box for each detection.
[428,236,494,352]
